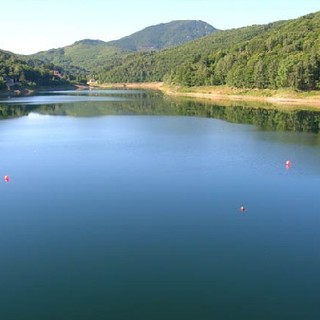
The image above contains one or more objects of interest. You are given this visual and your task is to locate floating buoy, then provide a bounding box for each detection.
[285,160,292,169]
[4,175,9,182]
[239,205,246,212]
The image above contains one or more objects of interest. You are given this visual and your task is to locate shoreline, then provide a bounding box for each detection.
[0,84,86,98]
[95,82,320,108]
[2,82,320,109]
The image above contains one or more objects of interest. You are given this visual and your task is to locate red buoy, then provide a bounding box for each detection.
[285,160,292,169]
[4,175,9,182]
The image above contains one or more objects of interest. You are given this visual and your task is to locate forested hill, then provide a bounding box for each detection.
[98,11,320,91]
[29,40,125,75]
[28,20,216,74]
[4,13,320,91]
[97,23,272,83]
[107,20,217,51]
[0,50,69,89]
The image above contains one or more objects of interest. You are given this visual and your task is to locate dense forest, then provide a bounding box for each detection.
[98,12,320,91]
[0,49,70,89]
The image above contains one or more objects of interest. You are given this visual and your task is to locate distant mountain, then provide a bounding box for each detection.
[26,20,217,75]
[108,20,217,51]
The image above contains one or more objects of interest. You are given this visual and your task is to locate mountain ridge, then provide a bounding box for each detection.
[26,20,217,73]
[107,20,217,51]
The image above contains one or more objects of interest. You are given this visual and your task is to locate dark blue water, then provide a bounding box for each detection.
[0,90,319,320]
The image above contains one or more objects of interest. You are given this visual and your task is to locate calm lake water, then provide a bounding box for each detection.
[0,89,319,320]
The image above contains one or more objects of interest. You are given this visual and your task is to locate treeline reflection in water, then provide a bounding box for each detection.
[1,90,320,133]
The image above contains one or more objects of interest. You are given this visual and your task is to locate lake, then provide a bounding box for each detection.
[0,89,319,320]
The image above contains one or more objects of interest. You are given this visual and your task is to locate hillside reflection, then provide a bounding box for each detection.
[1,90,320,133]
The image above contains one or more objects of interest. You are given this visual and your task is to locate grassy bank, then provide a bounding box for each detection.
[96,82,320,108]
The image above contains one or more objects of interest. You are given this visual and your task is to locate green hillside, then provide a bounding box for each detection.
[0,49,68,89]
[28,20,216,78]
[98,23,274,83]
[98,12,320,91]
[108,20,217,51]
[29,40,127,76]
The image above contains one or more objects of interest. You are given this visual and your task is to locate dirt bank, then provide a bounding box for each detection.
[96,82,320,108]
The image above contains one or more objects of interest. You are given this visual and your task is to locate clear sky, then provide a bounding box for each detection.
[1,0,320,55]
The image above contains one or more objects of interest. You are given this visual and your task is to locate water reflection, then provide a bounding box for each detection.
[1,89,320,133]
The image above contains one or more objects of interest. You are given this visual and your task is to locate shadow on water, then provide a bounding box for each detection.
[1,89,320,133]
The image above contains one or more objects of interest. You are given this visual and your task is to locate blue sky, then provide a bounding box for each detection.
[1,0,320,54]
